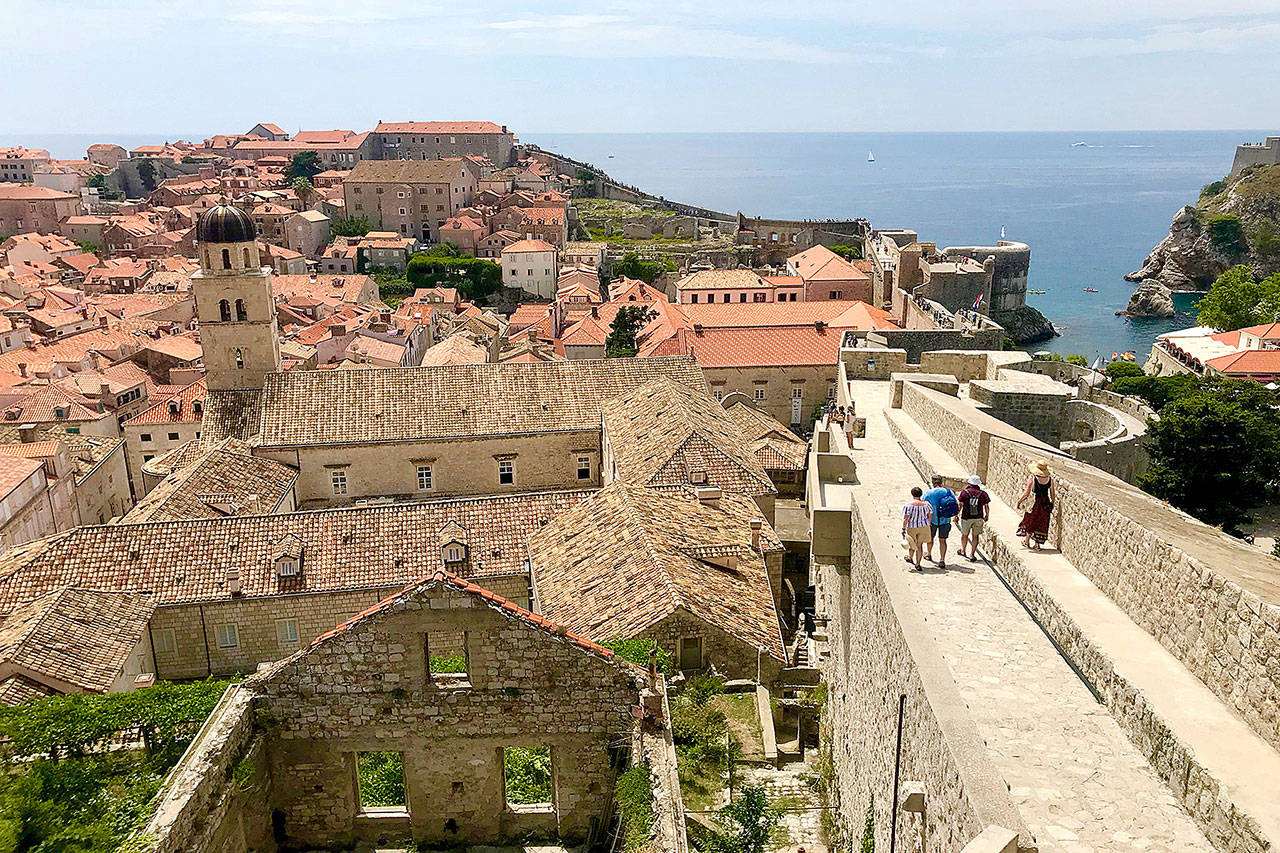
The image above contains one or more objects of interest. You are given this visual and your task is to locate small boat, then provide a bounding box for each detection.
[1028,289,1046,294]
[1071,141,1088,148]
[867,150,875,162]
[1083,288,1099,293]
[607,154,615,159]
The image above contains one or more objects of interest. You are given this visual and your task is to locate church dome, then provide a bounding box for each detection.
[196,201,255,244]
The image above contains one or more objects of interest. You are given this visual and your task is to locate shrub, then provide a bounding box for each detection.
[613,765,654,850]
[503,746,552,804]
[1200,179,1227,198]
[1104,361,1145,379]
[1206,215,1248,254]
[604,637,674,676]
[357,751,405,806]
[825,243,862,260]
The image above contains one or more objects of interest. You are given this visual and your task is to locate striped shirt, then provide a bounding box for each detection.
[903,502,932,528]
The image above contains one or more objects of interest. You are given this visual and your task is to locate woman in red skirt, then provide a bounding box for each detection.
[1016,460,1056,549]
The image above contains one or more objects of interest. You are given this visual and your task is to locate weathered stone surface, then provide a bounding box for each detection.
[1118,281,1176,318]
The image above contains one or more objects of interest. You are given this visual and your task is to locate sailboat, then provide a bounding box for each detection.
[1000,225,1006,239]
[867,150,875,163]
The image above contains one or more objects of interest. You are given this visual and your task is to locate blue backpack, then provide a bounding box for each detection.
[937,492,960,520]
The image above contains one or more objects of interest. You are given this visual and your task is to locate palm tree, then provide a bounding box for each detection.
[292,176,314,210]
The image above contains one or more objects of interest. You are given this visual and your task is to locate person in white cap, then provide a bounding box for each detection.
[957,474,990,562]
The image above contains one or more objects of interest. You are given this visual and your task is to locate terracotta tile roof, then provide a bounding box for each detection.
[5,384,105,424]
[724,400,804,444]
[139,439,206,480]
[678,269,766,290]
[0,587,156,696]
[0,186,76,201]
[254,356,706,447]
[420,332,489,366]
[375,121,507,134]
[1204,349,1280,376]
[787,245,870,282]
[123,438,297,523]
[123,378,205,426]
[0,441,61,460]
[345,159,467,184]
[503,239,556,253]
[0,490,594,610]
[603,378,775,496]
[138,334,202,362]
[679,300,895,329]
[686,326,846,368]
[0,674,56,705]
[518,208,565,226]
[0,455,44,496]
[273,274,376,306]
[562,314,609,346]
[749,437,808,471]
[529,483,786,662]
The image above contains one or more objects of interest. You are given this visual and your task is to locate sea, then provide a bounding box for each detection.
[11,130,1263,360]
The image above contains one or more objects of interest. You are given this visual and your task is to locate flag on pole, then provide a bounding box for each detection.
[971,292,983,311]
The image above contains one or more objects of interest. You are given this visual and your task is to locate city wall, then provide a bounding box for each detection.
[139,686,273,853]
[813,487,1033,852]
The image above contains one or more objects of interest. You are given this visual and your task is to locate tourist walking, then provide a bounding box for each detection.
[957,475,990,561]
[1016,460,1056,550]
[922,475,959,568]
[902,487,933,572]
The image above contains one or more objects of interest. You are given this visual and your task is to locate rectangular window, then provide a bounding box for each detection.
[498,459,514,485]
[713,388,724,401]
[792,386,804,399]
[576,456,591,480]
[332,469,348,495]
[690,294,698,303]
[830,290,840,299]
[739,293,747,302]
[276,618,300,649]
[722,294,731,303]
[417,464,433,491]
[140,433,152,442]
[754,388,765,401]
[426,631,470,686]
[503,746,553,811]
[167,432,179,440]
[216,624,239,648]
[679,636,703,670]
[152,627,176,655]
[754,293,767,302]
[356,751,407,813]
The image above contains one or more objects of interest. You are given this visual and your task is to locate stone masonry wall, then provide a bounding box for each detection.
[151,575,531,679]
[635,609,784,685]
[140,685,273,853]
[253,583,644,848]
[814,494,1033,853]
[899,382,985,474]
[983,437,1280,753]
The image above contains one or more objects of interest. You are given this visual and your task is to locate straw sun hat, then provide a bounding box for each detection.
[1029,460,1051,477]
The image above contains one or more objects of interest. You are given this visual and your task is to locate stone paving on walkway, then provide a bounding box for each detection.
[736,762,828,852]
[842,380,1214,853]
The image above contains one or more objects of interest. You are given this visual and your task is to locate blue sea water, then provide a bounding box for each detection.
[528,130,1262,360]
[10,130,1260,359]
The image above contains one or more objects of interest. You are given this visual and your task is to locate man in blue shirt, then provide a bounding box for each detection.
[922,475,958,568]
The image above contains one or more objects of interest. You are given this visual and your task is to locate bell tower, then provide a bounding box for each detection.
[192,199,281,392]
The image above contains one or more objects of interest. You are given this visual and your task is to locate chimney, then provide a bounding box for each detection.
[750,518,763,552]
[696,486,721,508]
[815,320,827,333]
[17,363,26,378]
[18,424,36,442]
[590,306,599,319]
[693,323,704,336]
[98,315,107,328]
[227,567,242,597]
[100,381,110,399]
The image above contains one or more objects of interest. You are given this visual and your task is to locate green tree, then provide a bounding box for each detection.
[86,173,120,201]
[136,159,157,195]
[1139,378,1280,530]
[1196,265,1280,331]
[291,176,314,208]
[1206,215,1248,255]
[705,786,783,853]
[604,636,674,676]
[605,305,658,357]
[330,215,372,238]
[286,150,323,182]
[613,252,664,284]
[1104,361,1146,379]
[826,243,863,261]
[77,240,102,257]
[405,252,502,302]
[1110,373,1200,410]
[1253,221,1280,258]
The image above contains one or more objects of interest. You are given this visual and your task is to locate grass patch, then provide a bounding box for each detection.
[613,764,654,851]
[670,676,739,812]
[708,693,764,760]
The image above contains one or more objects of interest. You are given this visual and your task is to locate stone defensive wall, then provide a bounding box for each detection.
[1059,398,1147,483]
[890,375,1280,852]
[138,685,272,853]
[809,457,1033,853]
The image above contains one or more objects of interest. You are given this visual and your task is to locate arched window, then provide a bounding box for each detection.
[218,299,231,321]
[221,248,231,269]
[234,299,247,321]
[235,349,245,369]
[242,247,251,268]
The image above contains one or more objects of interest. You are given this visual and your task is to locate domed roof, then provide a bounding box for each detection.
[196,201,255,244]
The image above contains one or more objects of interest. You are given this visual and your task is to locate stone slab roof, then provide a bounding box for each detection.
[0,490,594,611]
[0,587,155,697]
[122,438,297,523]
[528,482,787,662]
[603,377,775,497]
[253,356,706,447]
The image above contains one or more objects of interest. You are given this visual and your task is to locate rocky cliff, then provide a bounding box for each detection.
[1127,164,1280,299]
[1117,281,1175,318]
[996,304,1057,344]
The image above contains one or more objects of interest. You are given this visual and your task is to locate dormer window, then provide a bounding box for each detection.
[276,556,299,577]
[443,543,466,564]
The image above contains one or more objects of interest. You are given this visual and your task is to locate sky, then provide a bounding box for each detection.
[6,0,1280,135]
